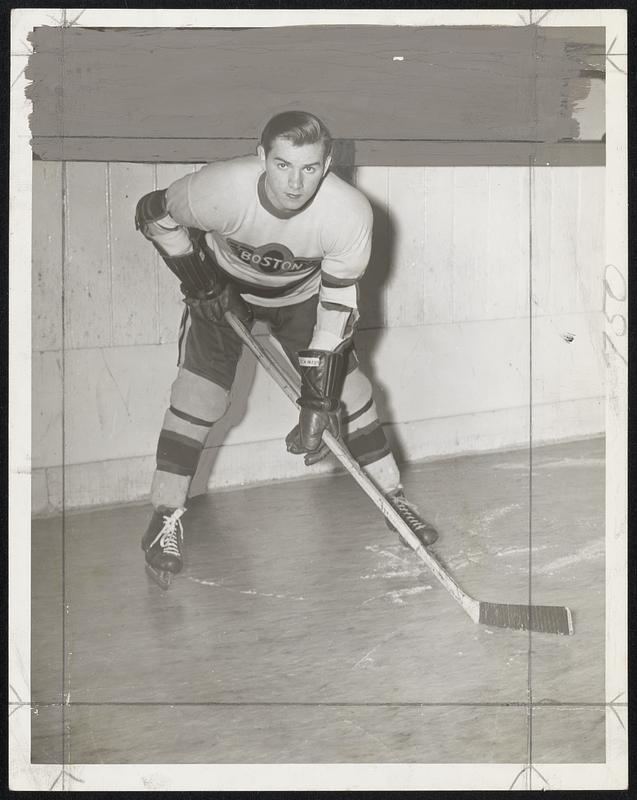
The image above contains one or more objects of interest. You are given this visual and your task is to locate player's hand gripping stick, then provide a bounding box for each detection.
[285,347,346,462]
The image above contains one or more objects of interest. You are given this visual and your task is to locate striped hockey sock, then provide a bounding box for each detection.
[151,406,213,510]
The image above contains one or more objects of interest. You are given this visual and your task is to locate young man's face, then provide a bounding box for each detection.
[258,136,332,212]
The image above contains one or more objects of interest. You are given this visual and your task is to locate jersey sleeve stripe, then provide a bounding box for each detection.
[321,273,359,288]
[319,282,358,310]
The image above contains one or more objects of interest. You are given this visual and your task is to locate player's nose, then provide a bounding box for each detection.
[288,171,302,191]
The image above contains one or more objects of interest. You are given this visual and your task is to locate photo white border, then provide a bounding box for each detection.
[9,7,628,791]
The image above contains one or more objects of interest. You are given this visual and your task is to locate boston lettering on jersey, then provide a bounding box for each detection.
[227,238,322,275]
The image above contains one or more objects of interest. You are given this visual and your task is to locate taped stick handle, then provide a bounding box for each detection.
[225,311,478,620]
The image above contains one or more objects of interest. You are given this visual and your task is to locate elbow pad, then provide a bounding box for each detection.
[135,190,220,295]
[135,190,192,256]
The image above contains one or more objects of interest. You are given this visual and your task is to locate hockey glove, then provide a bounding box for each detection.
[183,281,252,326]
[285,348,347,464]
[285,425,332,466]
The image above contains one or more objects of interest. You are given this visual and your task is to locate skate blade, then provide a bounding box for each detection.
[145,563,173,590]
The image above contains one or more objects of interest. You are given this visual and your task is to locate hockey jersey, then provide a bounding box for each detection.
[165,155,373,310]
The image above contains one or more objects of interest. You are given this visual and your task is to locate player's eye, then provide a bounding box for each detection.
[276,162,288,169]
[304,166,316,173]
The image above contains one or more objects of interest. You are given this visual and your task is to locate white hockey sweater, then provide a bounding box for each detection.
[165,155,373,311]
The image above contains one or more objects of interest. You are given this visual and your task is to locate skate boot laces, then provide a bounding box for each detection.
[392,494,427,531]
[149,508,185,556]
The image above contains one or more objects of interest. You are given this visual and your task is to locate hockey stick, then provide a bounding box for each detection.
[225,311,574,636]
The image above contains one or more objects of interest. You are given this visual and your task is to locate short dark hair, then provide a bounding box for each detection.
[260,111,332,159]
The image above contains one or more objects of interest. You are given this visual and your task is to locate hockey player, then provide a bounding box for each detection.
[136,110,438,587]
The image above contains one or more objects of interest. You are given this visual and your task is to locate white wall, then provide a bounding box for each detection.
[32,162,605,514]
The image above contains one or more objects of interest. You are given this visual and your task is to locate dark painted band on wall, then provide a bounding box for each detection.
[29,137,605,167]
[25,25,605,167]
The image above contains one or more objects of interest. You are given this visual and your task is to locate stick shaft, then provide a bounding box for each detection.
[225,311,478,620]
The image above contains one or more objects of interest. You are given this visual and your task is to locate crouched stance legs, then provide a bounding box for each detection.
[142,367,230,586]
[340,366,398,491]
[151,368,230,510]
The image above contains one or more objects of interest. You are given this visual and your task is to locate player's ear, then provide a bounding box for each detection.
[323,153,333,175]
[257,144,266,162]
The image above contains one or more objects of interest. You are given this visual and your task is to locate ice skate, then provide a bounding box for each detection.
[141,507,186,589]
[385,489,438,547]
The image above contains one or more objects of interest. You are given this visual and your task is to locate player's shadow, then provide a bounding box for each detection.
[190,158,404,497]
[320,147,406,465]
[342,166,406,466]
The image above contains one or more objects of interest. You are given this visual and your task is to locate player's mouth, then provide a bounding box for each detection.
[285,192,302,200]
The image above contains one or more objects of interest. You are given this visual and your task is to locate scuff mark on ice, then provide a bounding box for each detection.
[534,540,604,575]
[534,457,604,469]
[364,544,410,563]
[188,576,305,601]
[360,569,417,580]
[479,503,522,527]
[496,543,551,558]
[362,585,432,606]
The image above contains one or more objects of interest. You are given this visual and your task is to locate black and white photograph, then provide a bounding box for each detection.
[9,7,627,792]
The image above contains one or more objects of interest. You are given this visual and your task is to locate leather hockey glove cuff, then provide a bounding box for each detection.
[286,348,347,459]
[183,280,252,326]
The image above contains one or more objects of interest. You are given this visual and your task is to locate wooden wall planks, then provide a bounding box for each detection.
[548,170,581,315]
[107,163,158,346]
[575,167,605,313]
[385,168,427,328]
[32,159,606,345]
[62,346,171,464]
[531,169,585,317]
[422,168,455,325]
[32,161,63,351]
[30,160,606,510]
[32,351,63,469]
[63,163,112,349]
[450,168,492,322]
[486,168,530,320]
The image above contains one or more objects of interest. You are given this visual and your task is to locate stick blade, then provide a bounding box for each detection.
[479,602,573,635]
